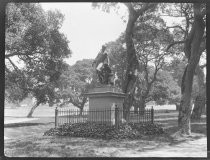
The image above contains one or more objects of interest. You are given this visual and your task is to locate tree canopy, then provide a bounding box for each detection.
[56,59,94,113]
[5,3,72,117]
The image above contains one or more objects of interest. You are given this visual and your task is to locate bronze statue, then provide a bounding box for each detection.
[92,45,114,85]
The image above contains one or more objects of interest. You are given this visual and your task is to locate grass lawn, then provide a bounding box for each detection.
[4,106,207,157]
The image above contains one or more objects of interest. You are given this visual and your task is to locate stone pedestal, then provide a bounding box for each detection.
[84,86,125,125]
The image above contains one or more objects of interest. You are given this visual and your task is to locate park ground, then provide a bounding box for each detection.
[4,105,207,157]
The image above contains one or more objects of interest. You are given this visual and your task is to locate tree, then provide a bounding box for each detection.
[153,70,181,106]
[191,64,206,119]
[166,3,206,134]
[57,59,94,114]
[5,3,72,117]
[164,54,205,113]
[132,14,174,112]
[105,34,127,89]
[106,11,174,113]
[93,2,158,119]
[122,3,159,119]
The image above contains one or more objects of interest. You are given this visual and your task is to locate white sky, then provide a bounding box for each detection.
[41,3,127,65]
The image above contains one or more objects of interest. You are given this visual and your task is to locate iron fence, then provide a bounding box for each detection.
[127,109,154,124]
[55,107,154,128]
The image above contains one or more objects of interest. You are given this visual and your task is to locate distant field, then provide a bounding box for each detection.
[5,105,56,118]
[4,104,80,118]
[5,102,176,118]
[145,104,176,110]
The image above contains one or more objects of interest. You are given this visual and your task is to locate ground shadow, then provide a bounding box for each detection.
[191,123,206,135]
[4,122,54,128]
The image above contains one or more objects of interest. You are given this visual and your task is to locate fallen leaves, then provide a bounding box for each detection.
[44,122,164,140]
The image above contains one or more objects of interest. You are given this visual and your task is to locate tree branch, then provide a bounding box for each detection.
[5,66,12,74]
[159,14,185,17]
[5,51,36,59]
[124,3,136,15]
[7,58,20,72]
[166,25,186,33]
[136,3,157,16]
[166,40,185,51]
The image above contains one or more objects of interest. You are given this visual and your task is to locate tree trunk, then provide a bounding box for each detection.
[139,98,146,115]
[27,101,41,118]
[122,6,139,120]
[178,68,193,135]
[122,3,158,120]
[191,94,205,120]
[191,65,206,120]
[123,94,133,120]
[134,105,138,113]
[79,97,87,115]
[178,3,205,135]
[176,103,180,111]
[79,107,83,115]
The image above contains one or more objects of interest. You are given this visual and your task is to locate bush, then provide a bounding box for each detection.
[44,122,164,140]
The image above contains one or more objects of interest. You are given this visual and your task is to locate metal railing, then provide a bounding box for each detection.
[55,107,154,128]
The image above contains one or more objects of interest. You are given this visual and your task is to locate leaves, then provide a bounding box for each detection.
[56,59,94,109]
[44,122,165,139]
[5,3,71,109]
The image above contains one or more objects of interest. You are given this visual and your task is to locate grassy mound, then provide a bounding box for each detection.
[44,122,164,140]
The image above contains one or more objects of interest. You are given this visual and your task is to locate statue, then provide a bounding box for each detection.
[92,45,114,85]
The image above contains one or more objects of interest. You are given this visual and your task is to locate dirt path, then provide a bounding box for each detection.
[112,137,207,157]
[4,118,39,124]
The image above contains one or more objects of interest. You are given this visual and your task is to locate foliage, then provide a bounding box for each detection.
[164,3,206,134]
[5,3,72,112]
[56,59,94,110]
[44,122,164,139]
[5,3,70,59]
[152,70,181,105]
[5,69,28,103]
[105,34,127,88]
[106,12,174,107]
[163,56,201,103]
[163,56,186,86]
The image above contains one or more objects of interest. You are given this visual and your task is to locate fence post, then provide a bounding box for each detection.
[55,107,58,128]
[151,106,154,124]
[115,105,119,128]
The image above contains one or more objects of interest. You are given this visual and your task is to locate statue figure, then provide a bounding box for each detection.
[92,45,114,85]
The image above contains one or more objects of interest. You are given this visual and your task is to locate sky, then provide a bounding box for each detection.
[41,3,128,65]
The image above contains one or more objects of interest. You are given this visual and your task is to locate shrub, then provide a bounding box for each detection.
[44,122,164,140]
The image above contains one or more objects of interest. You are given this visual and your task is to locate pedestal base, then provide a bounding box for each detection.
[84,86,125,125]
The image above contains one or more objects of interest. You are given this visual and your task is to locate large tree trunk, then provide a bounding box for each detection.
[191,94,205,120]
[178,3,205,135]
[122,5,139,119]
[139,98,146,115]
[191,65,206,120]
[122,3,157,120]
[27,101,41,118]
